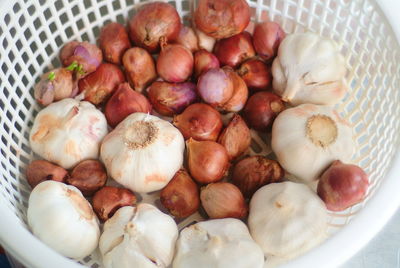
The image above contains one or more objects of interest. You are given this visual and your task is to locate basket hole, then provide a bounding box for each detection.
[112,1,121,10]
[4,14,11,25]
[23,28,32,41]
[22,76,29,87]
[28,65,36,76]
[116,14,125,24]
[83,0,92,9]
[51,58,61,69]
[55,0,64,9]
[100,5,109,16]
[81,33,90,42]
[8,75,15,86]
[60,13,68,24]
[18,110,26,121]
[28,5,36,16]
[13,2,21,13]
[23,99,31,110]
[92,26,100,38]
[45,44,54,56]
[44,8,52,20]
[72,5,80,16]
[21,143,31,155]
[77,19,85,30]
[1,63,8,75]
[33,18,42,29]
[88,12,96,23]
[3,38,8,49]
[65,26,74,38]
[55,35,63,47]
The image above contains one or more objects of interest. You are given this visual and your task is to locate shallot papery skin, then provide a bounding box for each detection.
[237,59,272,91]
[99,22,131,65]
[78,63,125,105]
[105,83,151,128]
[218,114,251,160]
[148,81,197,117]
[173,103,222,141]
[157,44,194,83]
[244,92,284,131]
[253,21,286,62]
[221,67,248,112]
[186,138,229,184]
[194,49,220,78]
[197,68,233,107]
[194,0,251,39]
[317,160,369,211]
[122,47,157,93]
[128,2,181,53]
[213,32,255,68]
[176,26,199,53]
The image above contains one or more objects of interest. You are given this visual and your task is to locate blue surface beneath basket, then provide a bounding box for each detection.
[0,254,11,268]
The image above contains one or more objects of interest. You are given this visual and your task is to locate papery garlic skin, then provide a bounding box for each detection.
[173,218,264,268]
[99,204,178,268]
[272,104,355,182]
[30,98,108,169]
[249,182,327,258]
[101,113,184,193]
[27,181,100,259]
[272,32,348,105]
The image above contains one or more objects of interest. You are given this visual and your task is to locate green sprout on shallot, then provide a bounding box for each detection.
[66,61,85,75]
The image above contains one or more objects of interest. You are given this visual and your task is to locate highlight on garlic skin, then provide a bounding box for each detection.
[100,113,185,193]
[272,32,348,105]
[29,98,108,169]
[173,218,264,268]
[271,104,355,182]
[248,182,328,259]
[27,181,100,259]
[99,204,179,268]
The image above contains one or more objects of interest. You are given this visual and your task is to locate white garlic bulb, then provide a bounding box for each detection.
[271,104,355,182]
[173,218,264,268]
[29,98,108,169]
[272,32,348,105]
[27,181,100,259]
[248,182,327,258]
[100,113,184,193]
[99,204,178,268]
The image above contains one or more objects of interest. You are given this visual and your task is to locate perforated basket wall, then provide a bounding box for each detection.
[0,0,400,267]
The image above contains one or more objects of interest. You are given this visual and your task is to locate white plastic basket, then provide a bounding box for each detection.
[0,0,399,267]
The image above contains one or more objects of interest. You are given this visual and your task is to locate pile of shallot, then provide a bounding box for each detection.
[26,0,369,267]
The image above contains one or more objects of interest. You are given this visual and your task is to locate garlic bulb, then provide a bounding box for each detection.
[27,181,100,259]
[271,104,355,182]
[101,113,184,193]
[272,32,348,105]
[30,98,108,169]
[248,182,327,258]
[173,218,264,268]
[99,204,178,268]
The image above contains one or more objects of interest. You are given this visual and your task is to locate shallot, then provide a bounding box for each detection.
[173,103,222,141]
[148,81,197,117]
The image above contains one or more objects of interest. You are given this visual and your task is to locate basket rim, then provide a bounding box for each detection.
[0,0,400,267]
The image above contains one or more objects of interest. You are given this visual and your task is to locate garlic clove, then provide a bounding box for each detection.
[248,182,327,258]
[101,113,185,193]
[272,32,348,106]
[27,181,100,259]
[29,98,108,169]
[99,204,178,268]
[271,104,355,182]
[173,218,264,268]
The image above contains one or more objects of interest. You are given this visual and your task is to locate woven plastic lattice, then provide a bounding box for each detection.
[0,0,399,267]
